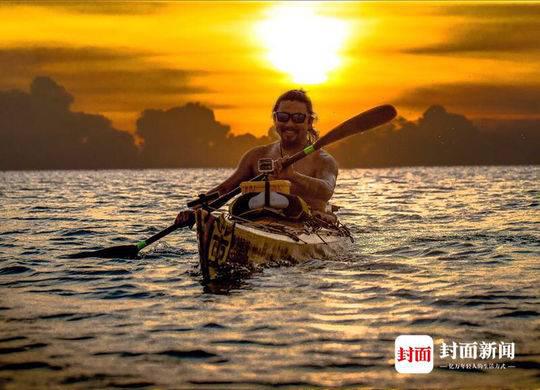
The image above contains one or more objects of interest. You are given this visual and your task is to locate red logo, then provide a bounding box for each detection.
[395,335,434,374]
[397,346,432,363]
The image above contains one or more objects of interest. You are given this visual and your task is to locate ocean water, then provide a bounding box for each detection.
[0,166,539,388]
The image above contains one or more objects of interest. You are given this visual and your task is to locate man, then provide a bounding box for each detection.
[176,89,338,225]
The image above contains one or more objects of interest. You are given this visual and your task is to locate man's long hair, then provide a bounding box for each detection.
[272,89,319,143]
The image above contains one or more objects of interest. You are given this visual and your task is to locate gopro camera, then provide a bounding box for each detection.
[258,158,274,174]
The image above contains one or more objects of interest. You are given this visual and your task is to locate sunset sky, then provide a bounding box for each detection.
[0,1,538,137]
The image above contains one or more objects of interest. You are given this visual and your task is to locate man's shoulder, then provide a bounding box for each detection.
[316,148,338,171]
[317,148,337,163]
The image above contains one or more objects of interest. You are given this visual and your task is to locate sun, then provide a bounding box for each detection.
[255,4,349,85]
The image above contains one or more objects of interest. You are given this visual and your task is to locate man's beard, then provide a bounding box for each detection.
[279,127,302,148]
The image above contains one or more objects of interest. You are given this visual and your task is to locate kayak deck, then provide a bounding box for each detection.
[196,209,352,281]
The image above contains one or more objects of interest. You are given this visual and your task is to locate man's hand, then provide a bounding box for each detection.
[175,209,195,227]
[272,157,296,180]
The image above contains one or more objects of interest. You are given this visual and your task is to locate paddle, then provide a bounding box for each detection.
[67,104,396,259]
[66,223,189,259]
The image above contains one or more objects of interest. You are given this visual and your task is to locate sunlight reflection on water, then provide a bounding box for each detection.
[0,166,539,387]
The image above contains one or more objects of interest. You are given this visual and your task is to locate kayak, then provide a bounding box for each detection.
[195,208,353,281]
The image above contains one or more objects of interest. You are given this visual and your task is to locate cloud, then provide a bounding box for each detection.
[137,103,272,168]
[0,46,144,90]
[404,8,540,56]
[442,4,540,19]
[0,76,270,170]
[0,2,167,15]
[395,83,540,117]
[399,2,540,56]
[406,22,540,55]
[0,46,207,95]
[0,76,139,170]
[328,105,540,167]
[0,46,209,131]
[2,77,537,170]
[0,46,137,67]
[60,69,208,95]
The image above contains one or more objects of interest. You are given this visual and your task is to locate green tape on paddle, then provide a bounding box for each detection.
[303,145,315,155]
[136,240,147,250]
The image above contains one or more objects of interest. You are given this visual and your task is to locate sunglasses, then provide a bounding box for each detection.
[273,111,308,124]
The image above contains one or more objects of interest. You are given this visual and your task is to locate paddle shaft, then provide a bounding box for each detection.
[134,223,182,251]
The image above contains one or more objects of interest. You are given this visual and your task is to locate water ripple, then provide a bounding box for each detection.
[0,167,538,388]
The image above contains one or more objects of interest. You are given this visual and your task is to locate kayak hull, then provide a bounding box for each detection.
[195,209,351,281]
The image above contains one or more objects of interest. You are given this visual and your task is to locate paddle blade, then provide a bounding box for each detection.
[66,244,140,259]
[314,104,397,149]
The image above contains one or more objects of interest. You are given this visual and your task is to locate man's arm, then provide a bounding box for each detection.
[274,152,338,202]
[175,147,261,225]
